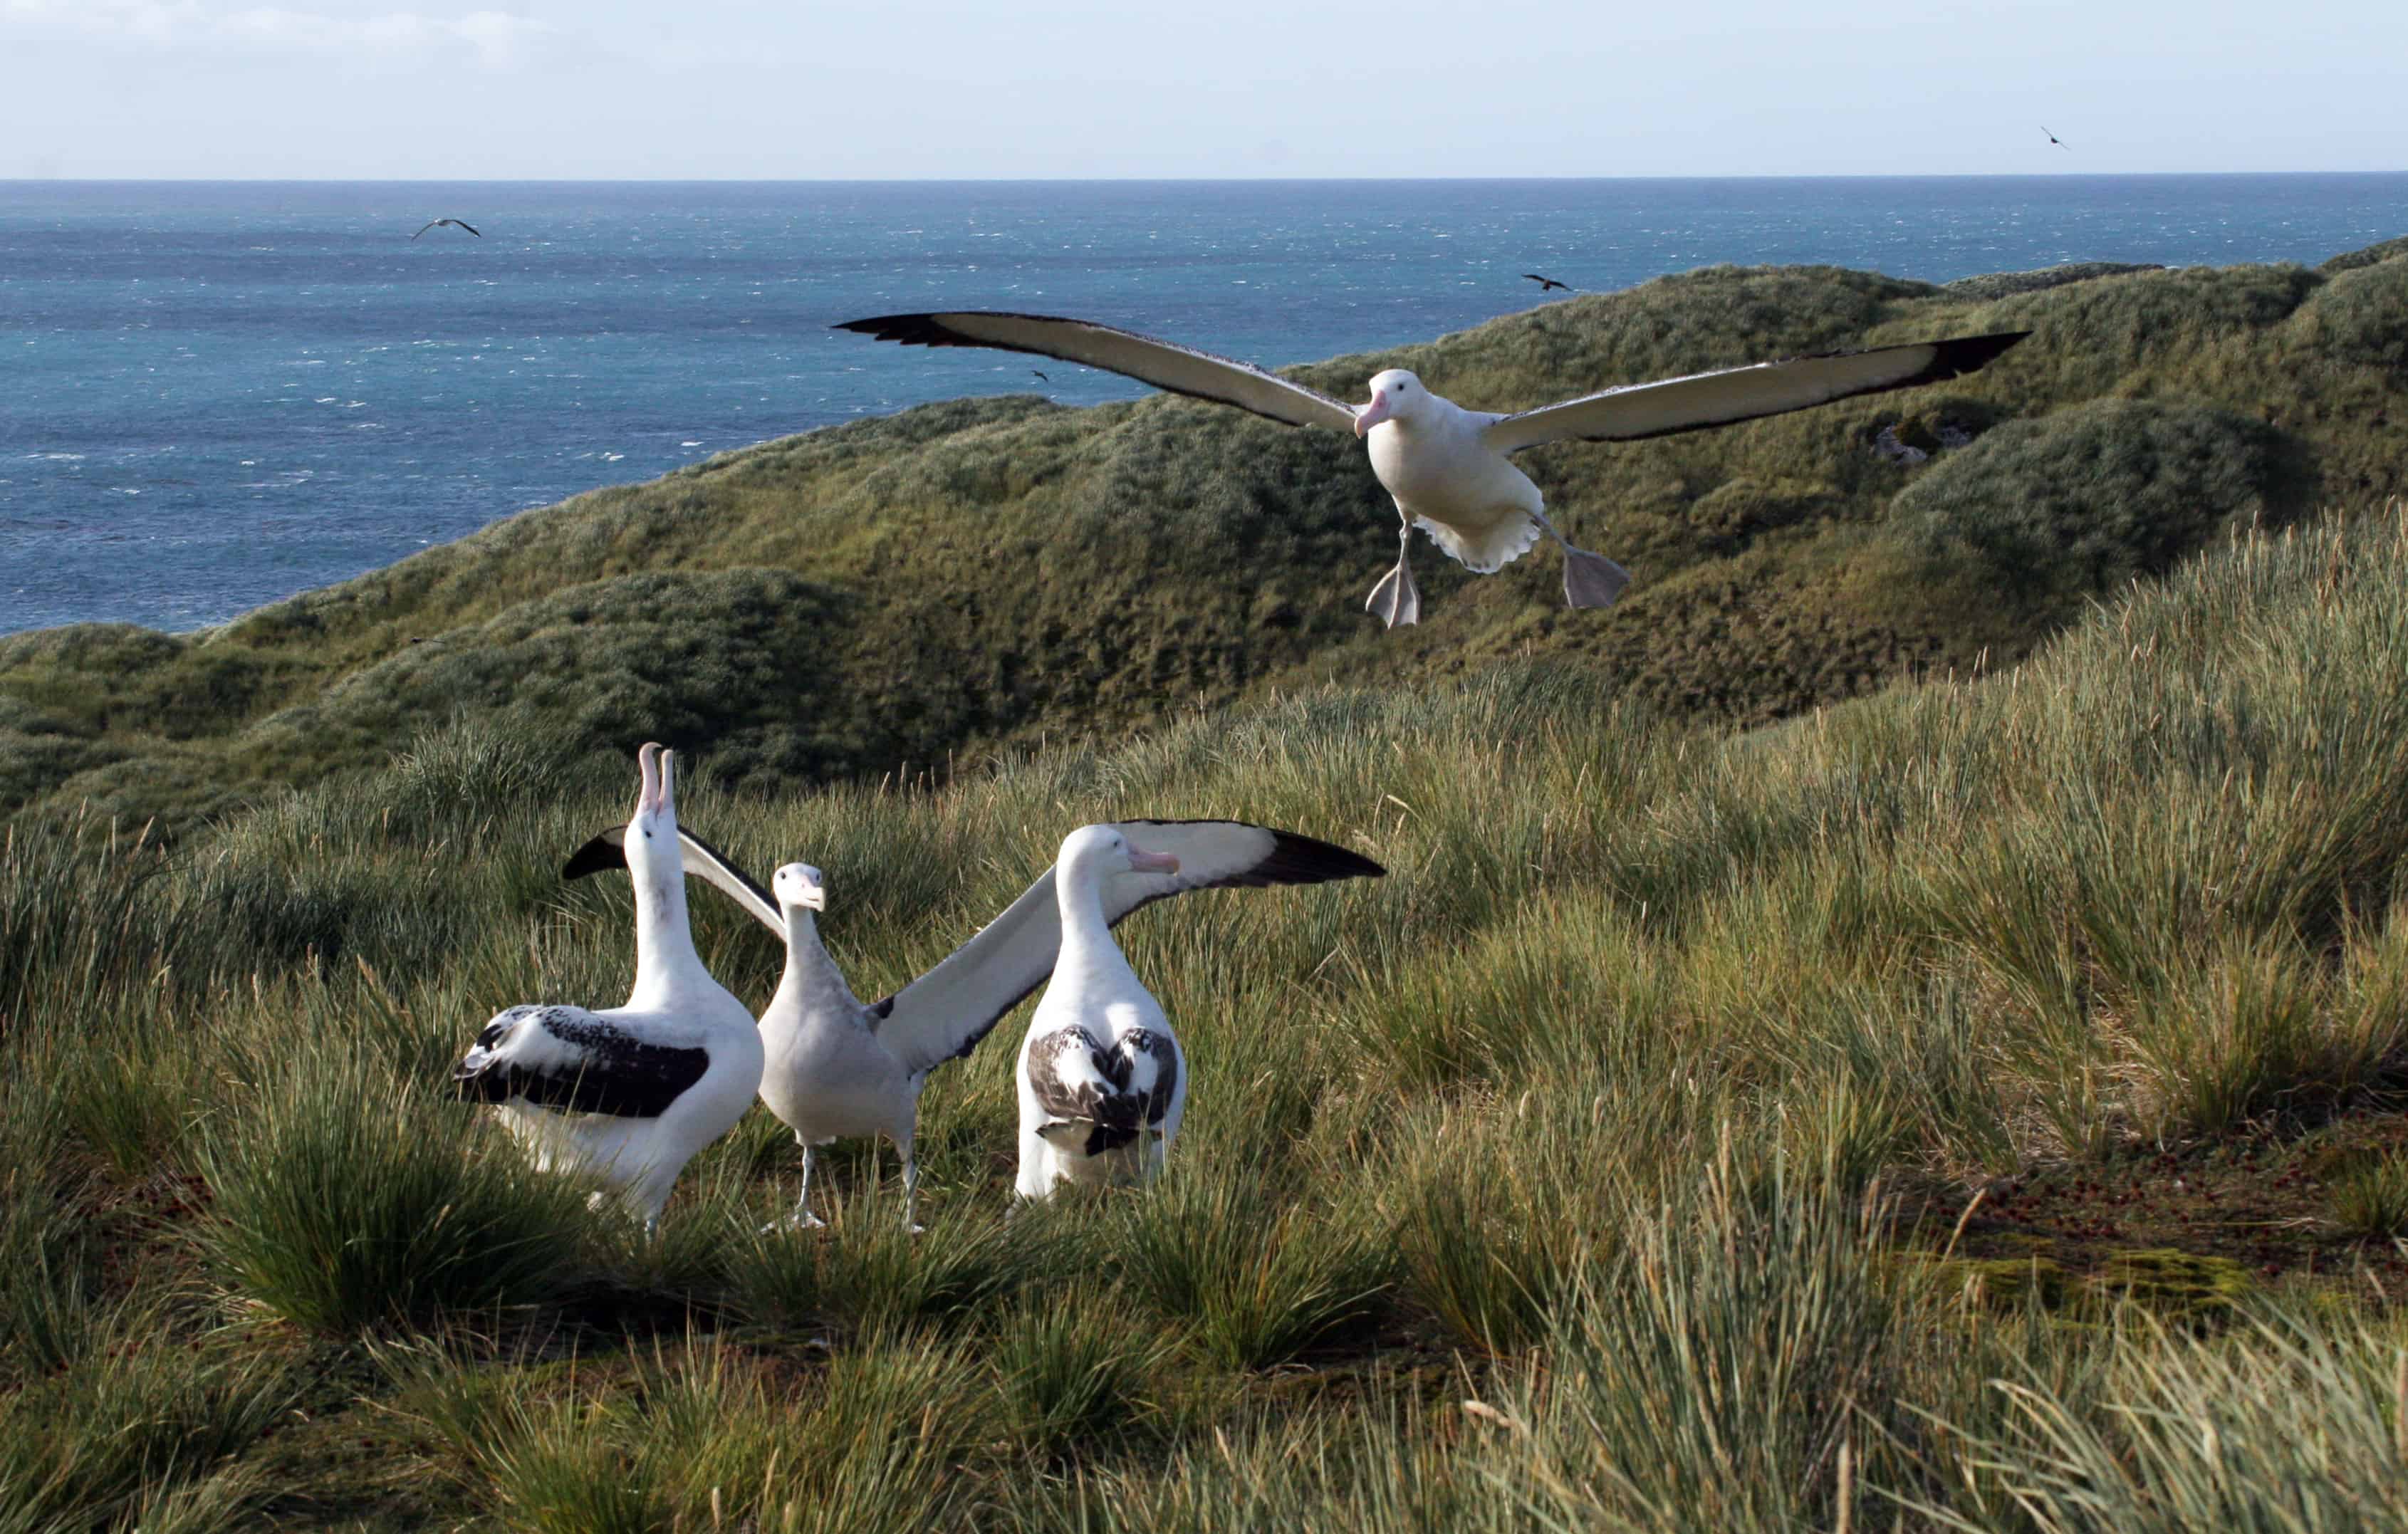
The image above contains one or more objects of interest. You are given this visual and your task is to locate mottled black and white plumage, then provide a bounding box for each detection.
[835,310,2028,629]
[412,217,481,239]
[561,817,1382,1221]
[1029,1025,1179,1158]
[454,1005,712,1119]
[452,744,761,1236]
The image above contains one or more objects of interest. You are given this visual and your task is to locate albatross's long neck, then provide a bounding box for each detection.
[627,840,706,1008]
[1053,865,1131,990]
[771,909,863,1028]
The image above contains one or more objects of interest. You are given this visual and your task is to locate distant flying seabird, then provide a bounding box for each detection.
[2043,127,2069,150]
[1033,369,1049,382]
[836,311,2029,627]
[1523,273,1572,292]
[412,219,482,239]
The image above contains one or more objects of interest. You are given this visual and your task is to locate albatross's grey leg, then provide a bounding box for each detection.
[1533,512,1630,610]
[763,1141,828,1233]
[900,1152,923,1237]
[1364,523,1421,628]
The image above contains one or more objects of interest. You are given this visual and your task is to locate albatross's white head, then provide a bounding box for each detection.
[773,862,828,914]
[1058,824,1181,887]
[1353,369,1430,438]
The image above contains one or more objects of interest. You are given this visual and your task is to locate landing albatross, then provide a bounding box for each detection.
[452,744,763,1237]
[835,311,2028,627]
[563,818,1383,1226]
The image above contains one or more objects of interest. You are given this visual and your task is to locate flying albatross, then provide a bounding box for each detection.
[1523,273,1573,293]
[452,745,763,1238]
[412,218,482,239]
[835,311,2029,627]
[562,818,1382,1227]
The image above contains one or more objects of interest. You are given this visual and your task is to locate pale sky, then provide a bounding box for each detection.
[1,0,2401,179]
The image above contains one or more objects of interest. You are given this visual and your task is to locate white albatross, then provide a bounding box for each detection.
[1016,825,1187,1198]
[560,818,1384,1226]
[835,311,2030,627]
[451,744,763,1238]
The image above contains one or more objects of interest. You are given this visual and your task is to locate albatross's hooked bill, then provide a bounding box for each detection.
[835,312,2028,628]
[451,744,762,1238]
[560,818,1385,1228]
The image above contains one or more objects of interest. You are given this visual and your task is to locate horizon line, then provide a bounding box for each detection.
[6,168,2407,187]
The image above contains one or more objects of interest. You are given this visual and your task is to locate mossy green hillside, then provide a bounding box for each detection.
[14,498,2408,1525]
[6,241,2406,832]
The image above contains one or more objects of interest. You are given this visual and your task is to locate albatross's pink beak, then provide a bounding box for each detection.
[1127,845,1181,875]
[635,742,662,816]
[1354,392,1392,438]
[635,741,671,818]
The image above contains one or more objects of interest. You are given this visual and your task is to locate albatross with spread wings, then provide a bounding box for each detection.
[837,311,2028,627]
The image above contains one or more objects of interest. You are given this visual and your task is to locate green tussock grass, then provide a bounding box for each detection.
[5,241,2404,835]
[13,490,2408,1525]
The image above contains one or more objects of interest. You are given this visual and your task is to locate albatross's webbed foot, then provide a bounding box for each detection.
[1364,535,1422,629]
[1560,546,1630,610]
[1532,513,1629,610]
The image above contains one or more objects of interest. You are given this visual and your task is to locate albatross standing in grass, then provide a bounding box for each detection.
[835,311,2028,627]
[561,818,1383,1226]
[452,745,762,1238]
[1016,825,1187,1197]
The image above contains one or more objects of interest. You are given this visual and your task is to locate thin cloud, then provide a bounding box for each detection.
[2,1,553,68]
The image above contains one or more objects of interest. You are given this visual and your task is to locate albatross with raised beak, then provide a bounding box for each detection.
[452,744,762,1238]
[835,311,2028,627]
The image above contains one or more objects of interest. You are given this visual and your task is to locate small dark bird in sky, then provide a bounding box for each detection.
[2042,127,2069,150]
[412,218,482,239]
[1523,273,1572,292]
[1032,369,1049,382]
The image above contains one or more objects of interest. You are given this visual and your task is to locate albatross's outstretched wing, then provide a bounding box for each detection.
[868,819,1382,1077]
[1480,331,2029,454]
[835,312,1362,433]
[563,826,781,933]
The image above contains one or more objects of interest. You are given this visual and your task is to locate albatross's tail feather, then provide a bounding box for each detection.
[1414,510,1544,575]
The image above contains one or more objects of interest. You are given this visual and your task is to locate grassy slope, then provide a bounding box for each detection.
[4,241,2404,832]
[13,494,2408,1526]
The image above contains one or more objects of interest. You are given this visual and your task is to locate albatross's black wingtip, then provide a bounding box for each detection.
[561,828,629,881]
[1259,829,1386,885]
[1924,330,2033,380]
[833,313,951,345]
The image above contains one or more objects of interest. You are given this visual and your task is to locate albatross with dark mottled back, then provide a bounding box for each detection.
[1017,825,1191,1197]
[834,311,2028,627]
[452,744,762,1237]
[561,818,1383,1225]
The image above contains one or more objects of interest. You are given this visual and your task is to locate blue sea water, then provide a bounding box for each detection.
[3,175,2403,637]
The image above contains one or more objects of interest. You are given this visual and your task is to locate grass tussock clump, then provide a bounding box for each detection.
[199,1050,596,1335]
[1895,397,2300,599]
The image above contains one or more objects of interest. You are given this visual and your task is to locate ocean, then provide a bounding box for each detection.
[4,175,2403,636]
